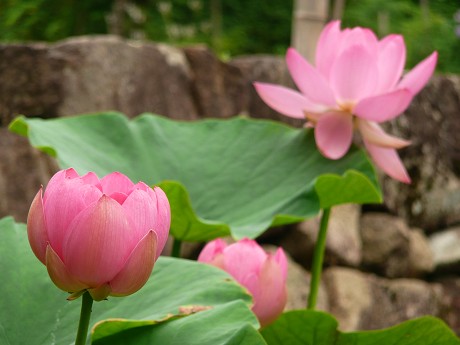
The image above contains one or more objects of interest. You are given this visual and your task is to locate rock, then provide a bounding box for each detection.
[184,46,246,119]
[429,226,460,272]
[323,267,372,331]
[382,75,460,231]
[323,267,445,331]
[281,204,362,268]
[0,129,58,222]
[437,277,460,336]
[0,43,65,126]
[53,36,198,119]
[408,228,435,274]
[230,55,304,127]
[0,36,199,123]
[360,213,433,278]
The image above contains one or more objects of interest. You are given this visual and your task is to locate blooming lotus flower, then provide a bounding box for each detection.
[27,168,170,301]
[254,20,438,183]
[198,238,288,327]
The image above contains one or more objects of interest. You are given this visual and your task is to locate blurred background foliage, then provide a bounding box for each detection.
[0,0,459,72]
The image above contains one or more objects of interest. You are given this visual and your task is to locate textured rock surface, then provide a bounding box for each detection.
[0,43,64,126]
[0,129,58,222]
[360,213,433,278]
[429,226,460,272]
[438,277,460,336]
[184,46,246,119]
[53,36,198,119]
[323,267,445,331]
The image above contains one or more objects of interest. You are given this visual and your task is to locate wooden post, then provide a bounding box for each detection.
[291,0,329,63]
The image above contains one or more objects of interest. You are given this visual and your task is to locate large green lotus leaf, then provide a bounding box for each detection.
[91,304,266,344]
[261,310,460,345]
[0,217,262,345]
[10,113,381,240]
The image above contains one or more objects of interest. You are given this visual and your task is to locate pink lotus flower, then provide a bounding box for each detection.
[198,238,287,327]
[254,20,437,183]
[27,168,170,301]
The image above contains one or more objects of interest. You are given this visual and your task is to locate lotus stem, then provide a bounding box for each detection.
[74,291,93,345]
[307,207,331,309]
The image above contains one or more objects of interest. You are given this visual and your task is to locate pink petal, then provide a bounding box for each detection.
[133,181,151,192]
[44,178,97,257]
[316,20,343,79]
[63,196,136,287]
[46,244,87,293]
[364,140,411,184]
[109,192,128,205]
[122,189,159,243]
[43,168,79,204]
[222,239,267,283]
[377,34,406,92]
[353,88,413,122]
[253,82,324,118]
[398,51,438,95]
[198,238,227,266]
[315,112,353,159]
[110,231,157,296]
[273,248,288,282]
[80,172,101,186]
[88,284,111,301]
[286,48,336,107]
[27,188,49,264]
[150,186,171,256]
[250,255,287,327]
[330,45,378,103]
[341,27,379,60]
[100,172,135,196]
[126,185,170,257]
[358,120,411,149]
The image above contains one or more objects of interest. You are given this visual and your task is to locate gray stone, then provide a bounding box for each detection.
[408,228,435,274]
[323,267,445,331]
[429,226,460,272]
[184,46,246,119]
[0,129,58,222]
[53,36,198,119]
[0,43,64,126]
[360,213,433,278]
[437,277,460,336]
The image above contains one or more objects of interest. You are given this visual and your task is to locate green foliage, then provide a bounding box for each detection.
[1,0,458,71]
[0,216,263,345]
[261,310,460,345]
[10,112,381,242]
[0,0,111,41]
[343,0,460,73]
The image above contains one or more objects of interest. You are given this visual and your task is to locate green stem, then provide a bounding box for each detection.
[74,291,93,345]
[307,207,331,310]
[171,238,182,258]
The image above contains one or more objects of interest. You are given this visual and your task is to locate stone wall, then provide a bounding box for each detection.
[1,35,460,333]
